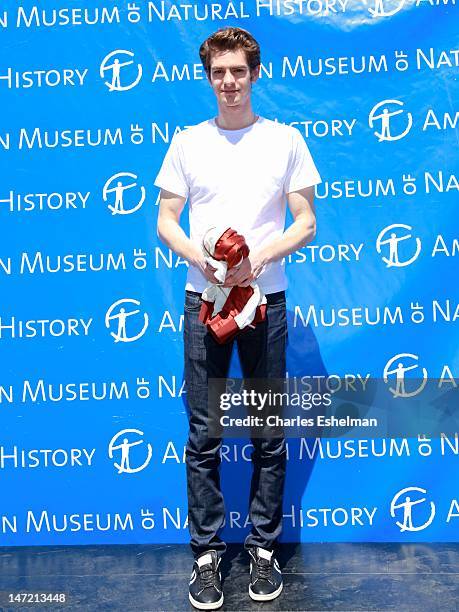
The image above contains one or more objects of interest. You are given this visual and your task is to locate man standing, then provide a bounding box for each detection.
[155,27,321,610]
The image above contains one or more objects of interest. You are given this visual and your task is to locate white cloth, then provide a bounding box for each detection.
[201,224,232,284]
[154,116,322,294]
[200,226,267,330]
[201,283,266,330]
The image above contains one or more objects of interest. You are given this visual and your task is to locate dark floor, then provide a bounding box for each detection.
[0,543,458,611]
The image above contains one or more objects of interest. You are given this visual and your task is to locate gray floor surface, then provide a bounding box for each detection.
[0,543,458,611]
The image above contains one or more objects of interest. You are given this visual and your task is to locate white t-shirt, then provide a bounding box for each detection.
[154,116,321,294]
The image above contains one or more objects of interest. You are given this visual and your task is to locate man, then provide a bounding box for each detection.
[155,26,321,610]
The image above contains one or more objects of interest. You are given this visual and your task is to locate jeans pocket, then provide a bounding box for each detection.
[184,292,202,313]
[184,296,207,362]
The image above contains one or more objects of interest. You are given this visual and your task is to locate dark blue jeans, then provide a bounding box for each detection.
[183,289,288,559]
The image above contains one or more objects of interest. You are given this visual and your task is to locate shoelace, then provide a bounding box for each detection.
[255,557,273,582]
[199,563,218,590]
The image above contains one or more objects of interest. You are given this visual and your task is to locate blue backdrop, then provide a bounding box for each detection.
[1,0,458,545]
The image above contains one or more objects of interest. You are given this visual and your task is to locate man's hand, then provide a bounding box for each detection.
[223,251,266,287]
[187,242,221,284]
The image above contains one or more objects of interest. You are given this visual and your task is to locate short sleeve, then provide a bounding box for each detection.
[153,133,189,199]
[283,129,322,194]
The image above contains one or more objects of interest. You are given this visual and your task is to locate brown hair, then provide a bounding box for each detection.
[199,27,261,77]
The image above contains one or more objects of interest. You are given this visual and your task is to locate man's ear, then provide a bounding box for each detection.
[250,66,260,83]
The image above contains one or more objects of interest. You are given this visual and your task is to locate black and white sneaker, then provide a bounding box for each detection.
[189,550,224,610]
[248,546,283,602]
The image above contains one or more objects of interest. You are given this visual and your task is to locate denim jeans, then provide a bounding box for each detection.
[183,289,288,559]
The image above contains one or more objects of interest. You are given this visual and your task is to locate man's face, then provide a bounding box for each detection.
[208,48,259,109]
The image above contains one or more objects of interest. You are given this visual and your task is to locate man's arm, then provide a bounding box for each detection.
[224,186,317,287]
[156,188,219,283]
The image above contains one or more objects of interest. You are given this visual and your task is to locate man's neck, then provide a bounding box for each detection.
[214,108,259,131]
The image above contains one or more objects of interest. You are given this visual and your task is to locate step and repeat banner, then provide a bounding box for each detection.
[1,1,458,545]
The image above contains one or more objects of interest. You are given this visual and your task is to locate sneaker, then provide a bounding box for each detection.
[248,546,283,602]
[189,550,224,610]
